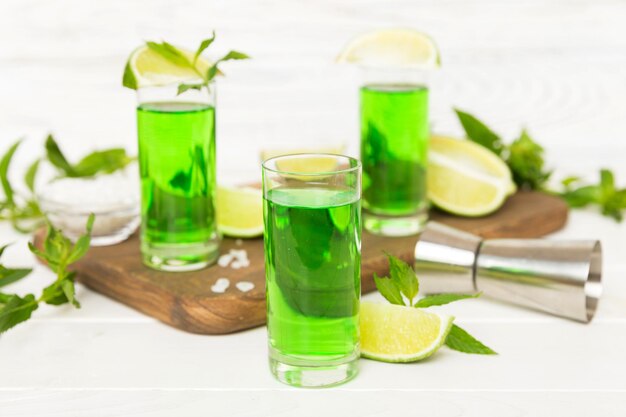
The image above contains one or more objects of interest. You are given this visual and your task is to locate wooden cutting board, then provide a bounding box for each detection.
[34,191,567,334]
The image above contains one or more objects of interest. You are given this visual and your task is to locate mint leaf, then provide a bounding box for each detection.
[507,129,551,190]
[194,32,216,63]
[46,135,78,177]
[386,254,418,305]
[206,50,250,81]
[177,83,203,96]
[72,149,132,177]
[67,213,95,264]
[41,280,68,305]
[373,273,405,306]
[61,278,80,308]
[445,324,497,355]
[0,267,32,288]
[0,139,22,207]
[0,293,38,334]
[414,293,480,308]
[454,109,504,156]
[24,158,40,193]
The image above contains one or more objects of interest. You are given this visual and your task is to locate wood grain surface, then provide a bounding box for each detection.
[33,191,567,334]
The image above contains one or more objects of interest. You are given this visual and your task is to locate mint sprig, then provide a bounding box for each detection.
[0,214,94,333]
[454,109,625,222]
[124,34,250,95]
[561,169,626,222]
[374,254,497,355]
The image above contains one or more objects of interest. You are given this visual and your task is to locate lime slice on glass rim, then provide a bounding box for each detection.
[336,28,441,68]
[428,135,516,217]
[360,301,454,363]
[216,186,264,238]
[122,45,211,89]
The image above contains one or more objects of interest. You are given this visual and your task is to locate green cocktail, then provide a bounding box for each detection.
[360,83,429,236]
[136,87,219,271]
[263,154,361,388]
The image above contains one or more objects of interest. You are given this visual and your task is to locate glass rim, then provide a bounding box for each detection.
[262,153,361,177]
[136,78,216,91]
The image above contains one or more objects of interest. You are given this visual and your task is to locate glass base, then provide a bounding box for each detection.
[364,209,428,237]
[141,240,219,272]
[269,348,359,388]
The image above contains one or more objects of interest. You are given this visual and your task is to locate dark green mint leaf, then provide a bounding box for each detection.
[386,254,418,305]
[414,293,480,308]
[561,185,601,208]
[41,281,69,306]
[0,293,38,333]
[46,135,78,177]
[507,129,551,190]
[0,268,32,288]
[454,109,504,156]
[373,273,405,306]
[445,324,497,354]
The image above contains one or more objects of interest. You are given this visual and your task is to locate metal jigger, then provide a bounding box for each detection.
[414,222,603,323]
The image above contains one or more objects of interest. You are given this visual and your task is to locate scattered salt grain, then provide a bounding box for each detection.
[218,253,234,267]
[218,248,250,269]
[236,281,255,293]
[211,278,230,293]
[235,239,243,246]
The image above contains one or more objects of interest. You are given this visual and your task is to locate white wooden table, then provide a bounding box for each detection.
[1,0,626,415]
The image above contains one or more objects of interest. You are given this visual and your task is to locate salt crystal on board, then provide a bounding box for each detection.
[218,254,233,267]
[211,278,230,293]
[236,281,255,293]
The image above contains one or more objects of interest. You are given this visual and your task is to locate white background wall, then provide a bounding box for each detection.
[1,0,625,183]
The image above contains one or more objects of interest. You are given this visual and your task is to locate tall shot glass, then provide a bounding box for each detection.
[136,82,220,271]
[360,68,431,236]
[262,154,362,388]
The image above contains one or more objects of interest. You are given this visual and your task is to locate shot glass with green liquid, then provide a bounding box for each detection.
[360,68,430,236]
[136,83,219,271]
[262,154,362,388]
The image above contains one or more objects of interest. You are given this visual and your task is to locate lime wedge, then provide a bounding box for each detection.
[123,45,211,89]
[217,186,263,238]
[360,301,454,363]
[336,29,441,68]
[428,135,515,216]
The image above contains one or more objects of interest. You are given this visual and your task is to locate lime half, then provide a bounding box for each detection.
[336,29,441,68]
[217,186,264,238]
[360,301,454,363]
[123,45,211,89]
[428,135,515,217]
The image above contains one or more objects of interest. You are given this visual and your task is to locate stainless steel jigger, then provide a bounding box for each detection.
[414,222,603,323]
